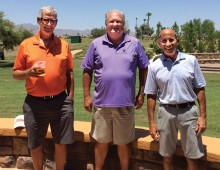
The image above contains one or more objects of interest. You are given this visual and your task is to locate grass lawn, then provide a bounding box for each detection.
[1,37,219,138]
[0,60,220,138]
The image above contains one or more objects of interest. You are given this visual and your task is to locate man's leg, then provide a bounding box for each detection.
[186,158,199,170]
[95,142,109,170]
[118,143,131,170]
[163,156,173,170]
[31,144,44,170]
[55,144,67,170]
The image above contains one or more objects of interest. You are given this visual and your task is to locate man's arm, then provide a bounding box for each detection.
[195,87,207,136]
[66,69,74,99]
[82,70,93,112]
[13,61,47,80]
[13,69,30,80]
[135,67,148,109]
[147,94,160,140]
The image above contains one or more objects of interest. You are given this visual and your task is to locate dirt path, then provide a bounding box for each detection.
[71,49,83,58]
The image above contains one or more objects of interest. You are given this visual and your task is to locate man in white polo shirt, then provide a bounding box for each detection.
[145,28,207,170]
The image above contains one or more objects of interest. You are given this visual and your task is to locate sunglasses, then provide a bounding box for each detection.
[41,17,58,25]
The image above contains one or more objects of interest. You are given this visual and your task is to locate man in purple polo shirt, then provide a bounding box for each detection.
[81,9,149,170]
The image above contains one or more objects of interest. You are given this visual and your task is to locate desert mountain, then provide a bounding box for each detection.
[15,23,91,36]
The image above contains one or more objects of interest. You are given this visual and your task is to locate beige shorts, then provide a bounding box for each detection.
[90,106,135,145]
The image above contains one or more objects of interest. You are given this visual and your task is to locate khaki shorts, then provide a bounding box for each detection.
[91,106,135,145]
[157,104,204,159]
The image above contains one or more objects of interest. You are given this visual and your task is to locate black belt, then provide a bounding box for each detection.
[161,102,195,109]
[28,91,66,100]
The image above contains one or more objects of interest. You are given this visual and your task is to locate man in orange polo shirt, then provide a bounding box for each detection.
[13,6,74,170]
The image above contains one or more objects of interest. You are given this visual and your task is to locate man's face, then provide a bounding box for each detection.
[106,11,124,43]
[38,12,57,37]
[158,29,178,58]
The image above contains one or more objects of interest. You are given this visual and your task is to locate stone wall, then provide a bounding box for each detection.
[151,53,220,64]
[1,119,220,170]
[0,137,220,170]
[192,53,220,64]
[192,53,220,59]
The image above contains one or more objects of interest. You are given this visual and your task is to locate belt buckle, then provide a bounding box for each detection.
[187,102,192,107]
[187,103,190,107]
[43,95,54,100]
[175,104,179,109]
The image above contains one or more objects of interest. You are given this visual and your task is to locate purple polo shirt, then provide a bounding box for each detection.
[81,33,149,107]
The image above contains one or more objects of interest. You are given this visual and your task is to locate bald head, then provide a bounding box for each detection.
[158,28,179,59]
[159,28,177,39]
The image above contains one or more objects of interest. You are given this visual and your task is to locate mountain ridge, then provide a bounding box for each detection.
[16,23,135,37]
[16,23,91,36]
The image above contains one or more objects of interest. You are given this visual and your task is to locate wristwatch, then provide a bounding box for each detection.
[138,92,145,97]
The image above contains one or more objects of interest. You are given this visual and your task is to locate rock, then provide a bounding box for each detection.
[0,156,16,168]
[16,156,34,169]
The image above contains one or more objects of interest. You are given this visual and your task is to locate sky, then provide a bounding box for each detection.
[1,0,220,33]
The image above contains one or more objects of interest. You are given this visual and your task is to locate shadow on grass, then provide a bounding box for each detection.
[0,61,14,68]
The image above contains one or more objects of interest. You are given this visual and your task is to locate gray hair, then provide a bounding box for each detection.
[37,6,57,18]
[105,9,125,26]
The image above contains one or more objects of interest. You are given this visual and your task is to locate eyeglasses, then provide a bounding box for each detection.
[41,18,58,25]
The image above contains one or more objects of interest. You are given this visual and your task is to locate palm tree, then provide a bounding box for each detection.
[136,17,138,27]
[146,12,152,27]
[143,19,146,25]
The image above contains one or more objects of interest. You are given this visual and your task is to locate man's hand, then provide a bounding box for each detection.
[135,94,145,109]
[149,123,160,141]
[196,116,206,136]
[27,61,46,77]
[84,96,93,112]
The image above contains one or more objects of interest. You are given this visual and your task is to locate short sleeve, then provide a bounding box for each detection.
[81,43,95,71]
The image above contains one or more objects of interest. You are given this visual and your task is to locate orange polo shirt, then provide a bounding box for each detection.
[13,32,74,96]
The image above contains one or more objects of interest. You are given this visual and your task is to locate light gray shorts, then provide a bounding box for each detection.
[90,106,135,145]
[157,105,204,159]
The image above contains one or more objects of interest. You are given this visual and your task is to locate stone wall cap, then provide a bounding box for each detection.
[1,118,220,163]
